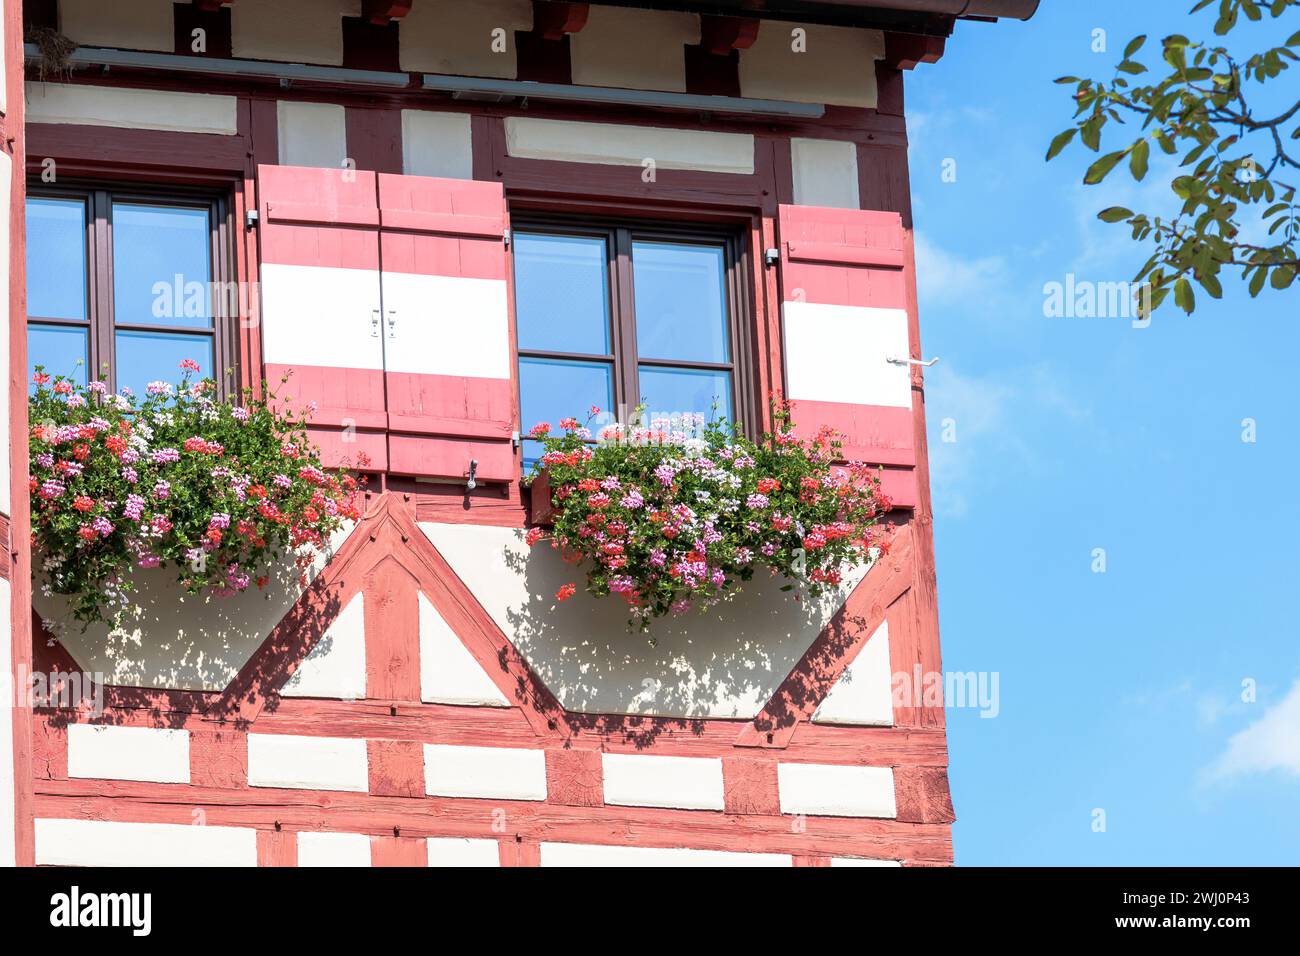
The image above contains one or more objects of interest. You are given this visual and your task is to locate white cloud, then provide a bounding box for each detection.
[914,234,1009,308]
[1203,679,1300,782]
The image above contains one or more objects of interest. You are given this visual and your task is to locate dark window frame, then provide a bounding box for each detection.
[25,180,240,398]
[511,213,758,440]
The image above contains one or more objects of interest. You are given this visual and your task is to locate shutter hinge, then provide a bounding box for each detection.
[763,247,779,267]
[503,228,511,248]
[245,209,259,229]
[887,355,940,367]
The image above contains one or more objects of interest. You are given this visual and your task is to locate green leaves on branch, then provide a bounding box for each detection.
[1047,0,1300,314]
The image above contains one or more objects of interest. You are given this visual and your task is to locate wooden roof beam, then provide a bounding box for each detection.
[699,14,760,56]
[883,31,946,70]
[533,1,590,42]
[363,1,415,26]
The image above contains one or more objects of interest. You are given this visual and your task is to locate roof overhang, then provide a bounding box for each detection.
[579,1,1039,35]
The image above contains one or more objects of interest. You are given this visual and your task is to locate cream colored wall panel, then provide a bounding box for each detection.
[298,831,372,866]
[282,593,366,700]
[247,733,370,792]
[401,110,474,179]
[418,593,510,707]
[812,620,894,727]
[541,843,791,867]
[791,138,861,210]
[233,0,359,66]
[400,0,532,79]
[602,753,725,811]
[35,818,257,866]
[427,837,501,866]
[419,522,869,718]
[570,7,697,93]
[504,117,754,175]
[67,725,190,784]
[423,744,547,801]
[25,83,239,135]
[777,763,897,818]
[739,24,884,108]
[34,523,355,691]
[277,100,348,169]
[60,0,177,53]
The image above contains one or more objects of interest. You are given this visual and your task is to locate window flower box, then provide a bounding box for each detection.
[523,404,891,626]
[29,363,364,630]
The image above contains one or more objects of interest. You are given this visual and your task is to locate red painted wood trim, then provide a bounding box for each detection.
[894,765,955,824]
[544,748,603,807]
[345,106,403,175]
[785,240,906,270]
[367,739,425,797]
[265,199,380,229]
[387,412,514,440]
[33,787,953,864]
[362,0,414,26]
[699,15,761,55]
[256,828,298,866]
[371,834,428,866]
[363,542,423,703]
[534,2,589,41]
[6,0,35,867]
[0,514,10,580]
[722,755,780,815]
[378,209,503,238]
[189,728,249,790]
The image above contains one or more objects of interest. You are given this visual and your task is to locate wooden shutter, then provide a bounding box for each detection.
[257,164,388,471]
[376,174,516,483]
[776,204,917,507]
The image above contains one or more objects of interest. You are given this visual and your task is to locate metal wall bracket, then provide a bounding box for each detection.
[466,459,479,491]
[887,356,940,367]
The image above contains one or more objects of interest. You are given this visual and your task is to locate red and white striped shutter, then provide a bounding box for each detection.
[257,164,388,470]
[776,204,917,507]
[376,174,516,482]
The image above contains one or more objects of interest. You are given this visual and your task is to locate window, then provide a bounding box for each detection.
[25,186,236,397]
[513,219,752,462]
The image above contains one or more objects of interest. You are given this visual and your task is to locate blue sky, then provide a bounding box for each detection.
[907,0,1300,864]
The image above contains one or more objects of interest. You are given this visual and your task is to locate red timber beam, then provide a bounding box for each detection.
[883,31,947,70]
[699,14,760,56]
[362,0,414,25]
[533,1,589,41]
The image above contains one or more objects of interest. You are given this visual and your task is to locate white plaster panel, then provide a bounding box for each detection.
[0,581,12,866]
[259,263,384,369]
[423,744,547,801]
[298,831,372,866]
[739,24,884,108]
[277,100,348,169]
[419,593,510,707]
[427,837,501,866]
[35,523,355,691]
[782,301,911,408]
[791,138,861,210]
[401,110,474,179]
[67,724,190,784]
[233,0,359,66]
[282,593,366,700]
[24,83,239,134]
[247,733,369,792]
[601,753,724,811]
[419,521,869,718]
[35,818,257,866]
[60,0,176,52]
[777,763,897,818]
[504,117,754,175]
[380,273,510,378]
[812,620,894,727]
[569,7,698,93]
[541,843,791,867]
[400,0,532,78]
[832,857,903,867]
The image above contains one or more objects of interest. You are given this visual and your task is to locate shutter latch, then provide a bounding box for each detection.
[887,356,940,367]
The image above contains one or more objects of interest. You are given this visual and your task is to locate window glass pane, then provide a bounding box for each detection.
[514,233,611,355]
[519,357,614,465]
[638,366,732,425]
[632,241,729,363]
[114,330,213,400]
[28,324,88,392]
[27,197,88,321]
[112,203,213,329]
